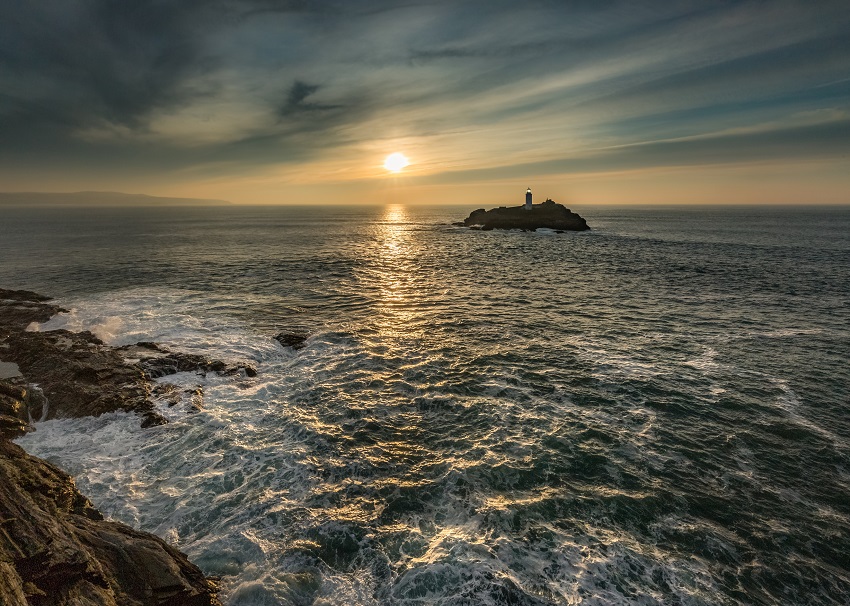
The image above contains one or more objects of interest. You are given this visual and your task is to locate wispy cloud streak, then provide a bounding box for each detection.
[1,0,848,195]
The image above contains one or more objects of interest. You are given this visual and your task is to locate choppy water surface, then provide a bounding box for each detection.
[4,204,850,605]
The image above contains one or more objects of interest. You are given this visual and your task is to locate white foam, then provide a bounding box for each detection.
[751,328,823,339]
[684,346,723,373]
[31,287,280,366]
[770,378,844,445]
[11,286,762,605]
[571,337,665,381]
[16,411,151,524]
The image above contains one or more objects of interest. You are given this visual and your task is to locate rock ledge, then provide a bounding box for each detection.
[0,288,223,605]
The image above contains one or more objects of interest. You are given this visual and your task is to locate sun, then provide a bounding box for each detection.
[384,152,410,173]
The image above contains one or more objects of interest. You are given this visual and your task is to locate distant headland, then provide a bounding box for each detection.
[0,191,232,207]
[455,188,590,232]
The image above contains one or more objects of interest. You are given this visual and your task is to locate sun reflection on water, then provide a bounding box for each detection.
[370,204,424,339]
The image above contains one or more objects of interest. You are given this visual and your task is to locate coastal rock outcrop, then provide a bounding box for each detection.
[0,382,29,439]
[274,332,308,350]
[121,341,258,380]
[0,289,256,428]
[0,288,236,605]
[458,199,590,231]
[0,437,221,606]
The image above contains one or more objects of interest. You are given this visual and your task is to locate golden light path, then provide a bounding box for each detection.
[371,204,423,340]
[383,152,410,173]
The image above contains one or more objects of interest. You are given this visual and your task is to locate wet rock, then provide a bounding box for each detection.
[133,347,256,380]
[0,301,67,337]
[0,439,221,606]
[120,342,256,379]
[0,380,26,403]
[151,383,182,408]
[135,341,167,352]
[0,414,28,439]
[275,332,308,350]
[186,386,204,412]
[140,411,169,429]
[3,327,156,422]
[0,290,224,605]
[1,294,256,427]
[0,382,29,439]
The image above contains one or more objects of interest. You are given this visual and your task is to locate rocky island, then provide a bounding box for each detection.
[457,190,590,232]
[0,288,267,605]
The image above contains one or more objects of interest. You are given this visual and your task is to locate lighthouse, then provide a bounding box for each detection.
[525,187,532,211]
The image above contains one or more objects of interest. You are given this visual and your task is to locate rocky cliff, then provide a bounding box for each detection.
[0,438,221,606]
[459,199,590,231]
[0,288,235,605]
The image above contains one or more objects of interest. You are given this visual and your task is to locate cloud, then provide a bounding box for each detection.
[278,80,342,117]
[1,0,849,190]
[413,117,850,185]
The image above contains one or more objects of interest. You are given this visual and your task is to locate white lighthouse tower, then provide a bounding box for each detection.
[525,187,532,210]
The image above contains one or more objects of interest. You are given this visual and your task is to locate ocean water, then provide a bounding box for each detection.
[2,204,850,605]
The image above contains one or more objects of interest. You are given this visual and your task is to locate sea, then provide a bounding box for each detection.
[2,204,849,605]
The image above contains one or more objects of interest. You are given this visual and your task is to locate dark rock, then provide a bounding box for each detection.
[132,348,255,380]
[275,332,308,350]
[0,382,28,439]
[135,341,166,351]
[0,301,67,337]
[0,382,26,400]
[0,293,256,427]
[151,384,182,409]
[0,414,28,439]
[0,392,24,418]
[0,439,221,605]
[460,199,590,231]
[2,328,154,422]
[140,411,169,429]
[185,387,204,413]
[0,290,225,605]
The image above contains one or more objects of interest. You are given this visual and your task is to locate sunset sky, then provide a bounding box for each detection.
[1,1,849,205]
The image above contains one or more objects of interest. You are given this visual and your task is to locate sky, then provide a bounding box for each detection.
[1,0,849,205]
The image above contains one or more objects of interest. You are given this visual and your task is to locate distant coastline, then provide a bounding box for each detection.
[0,191,232,207]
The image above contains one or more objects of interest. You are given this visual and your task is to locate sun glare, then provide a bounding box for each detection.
[384,152,410,173]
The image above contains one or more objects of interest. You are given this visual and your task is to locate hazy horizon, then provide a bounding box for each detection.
[2,2,849,206]
[3,190,850,208]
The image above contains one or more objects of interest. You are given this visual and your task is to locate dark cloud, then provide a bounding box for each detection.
[278,80,342,117]
[0,0,223,152]
[6,4,195,109]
